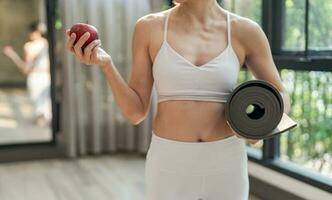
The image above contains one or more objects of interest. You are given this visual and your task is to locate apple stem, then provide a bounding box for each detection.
[86,20,89,24]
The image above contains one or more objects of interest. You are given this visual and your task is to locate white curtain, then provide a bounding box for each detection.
[58,0,158,157]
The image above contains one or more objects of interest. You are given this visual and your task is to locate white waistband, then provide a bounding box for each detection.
[147,130,247,174]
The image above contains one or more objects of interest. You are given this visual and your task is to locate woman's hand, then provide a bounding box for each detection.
[2,45,29,74]
[2,45,16,58]
[235,133,260,144]
[65,29,112,66]
[245,138,260,145]
[230,128,260,144]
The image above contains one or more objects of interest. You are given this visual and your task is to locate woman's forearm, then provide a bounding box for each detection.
[7,52,31,75]
[280,90,291,114]
[100,60,145,125]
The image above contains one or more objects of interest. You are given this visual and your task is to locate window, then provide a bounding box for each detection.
[222,0,262,25]
[308,0,332,50]
[283,0,306,51]
[279,69,332,178]
[283,0,332,51]
[257,0,331,192]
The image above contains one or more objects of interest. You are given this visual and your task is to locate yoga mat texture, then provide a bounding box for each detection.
[225,80,297,139]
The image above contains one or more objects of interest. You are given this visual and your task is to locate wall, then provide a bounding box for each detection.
[248,161,332,200]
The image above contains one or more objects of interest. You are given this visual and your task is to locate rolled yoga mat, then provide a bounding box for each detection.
[225,80,297,140]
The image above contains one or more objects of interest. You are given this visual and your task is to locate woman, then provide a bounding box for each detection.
[66,0,291,199]
[3,21,51,127]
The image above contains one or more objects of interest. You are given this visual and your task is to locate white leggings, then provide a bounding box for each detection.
[145,130,249,200]
[27,72,52,121]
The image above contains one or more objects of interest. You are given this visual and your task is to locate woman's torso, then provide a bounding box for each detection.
[28,38,50,74]
[149,8,246,142]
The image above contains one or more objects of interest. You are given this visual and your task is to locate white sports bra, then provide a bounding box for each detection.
[152,10,240,103]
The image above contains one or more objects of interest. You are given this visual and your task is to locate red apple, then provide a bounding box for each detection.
[69,23,99,49]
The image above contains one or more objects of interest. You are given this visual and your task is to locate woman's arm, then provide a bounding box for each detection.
[66,15,155,125]
[3,45,31,75]
[240,20,291,114]
[233,18,292,144]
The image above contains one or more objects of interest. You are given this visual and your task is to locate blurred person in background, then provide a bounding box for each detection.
[3,21,51,127]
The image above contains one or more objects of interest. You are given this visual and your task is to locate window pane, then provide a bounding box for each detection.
[279,69,332,178]
[283,0,306,51]
[283,0,332,51]
[222,0,262,25]
[309,0,332,50]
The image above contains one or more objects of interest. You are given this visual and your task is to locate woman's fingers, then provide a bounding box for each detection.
[92,44,101,55]
[66,29,71,37]
[248,139,259,145]
[91,44,101,61]
[65,29,104,65]
[66,32,76,53]
[83,39,101,63]
[73,32,90,59]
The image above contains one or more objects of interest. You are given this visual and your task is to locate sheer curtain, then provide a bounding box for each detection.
[59,0,158,157]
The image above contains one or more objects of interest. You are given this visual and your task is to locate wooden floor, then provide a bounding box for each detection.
[0,153,261,200]
[0,88,51,145]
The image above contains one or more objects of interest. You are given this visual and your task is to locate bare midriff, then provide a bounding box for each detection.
[152,100,236,142]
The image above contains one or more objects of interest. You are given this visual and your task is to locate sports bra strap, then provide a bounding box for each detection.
[164,12,170,42]
[227,11,231,46]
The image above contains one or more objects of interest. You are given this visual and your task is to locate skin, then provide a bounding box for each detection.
[65,0,291,144]
[3,31,49,75]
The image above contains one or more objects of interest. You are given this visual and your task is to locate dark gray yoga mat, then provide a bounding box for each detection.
[225,80,297,139]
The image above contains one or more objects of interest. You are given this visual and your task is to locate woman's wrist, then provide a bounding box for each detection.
[100,55,113,70]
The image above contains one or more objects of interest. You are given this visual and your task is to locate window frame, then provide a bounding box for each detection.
[265,0,332,71]
[249,0,332,193]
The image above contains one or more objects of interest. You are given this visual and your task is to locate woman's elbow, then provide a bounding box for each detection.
[126,99,150,125]
[129,117,143,125]
[128,111,148,125]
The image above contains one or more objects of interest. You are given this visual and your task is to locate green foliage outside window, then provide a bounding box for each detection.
[279,70,332,177]
[284,0,332,50]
